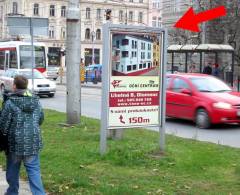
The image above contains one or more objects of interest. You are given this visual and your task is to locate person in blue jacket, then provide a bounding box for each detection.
[0,75,45,195]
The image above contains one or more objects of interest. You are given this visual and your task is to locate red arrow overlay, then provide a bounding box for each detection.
[174,6,227,32]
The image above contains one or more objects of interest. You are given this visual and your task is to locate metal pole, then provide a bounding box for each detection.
[185,53,188,73]
[160,29,168,152]
[30,18,35,93]
[92,31,95,64]
[100,23,111,155]
[66,0,81,124]
[201,23,206,67]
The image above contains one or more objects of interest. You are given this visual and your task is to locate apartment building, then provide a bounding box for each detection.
[149,0,162,28]
[112,34,153,76]
[0,0,150,67]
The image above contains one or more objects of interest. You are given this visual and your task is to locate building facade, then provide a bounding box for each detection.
[149,0,162,28]
[0,0,150,67]
[112,34,153,75]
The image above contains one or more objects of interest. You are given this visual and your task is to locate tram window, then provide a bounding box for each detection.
[9,50,17,68]
[0,51,4,70]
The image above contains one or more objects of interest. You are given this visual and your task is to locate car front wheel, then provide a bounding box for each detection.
[195,108,211,129]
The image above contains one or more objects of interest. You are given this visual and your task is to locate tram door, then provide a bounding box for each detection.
[4,50,9,71]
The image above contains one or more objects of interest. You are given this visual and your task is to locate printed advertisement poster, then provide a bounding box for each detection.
[108,76,160,128]
[112,33,161,77]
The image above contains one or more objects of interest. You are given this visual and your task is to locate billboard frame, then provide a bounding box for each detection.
[100,24,168,155]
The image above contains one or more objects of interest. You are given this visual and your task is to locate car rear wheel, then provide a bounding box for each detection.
[195,109,211,129]
[48,93,55,98]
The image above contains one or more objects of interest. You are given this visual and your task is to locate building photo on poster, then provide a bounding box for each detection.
[108,31,163,129]
[112,33,161,77]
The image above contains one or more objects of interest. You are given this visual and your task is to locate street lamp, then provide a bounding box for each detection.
[91,31,96,65]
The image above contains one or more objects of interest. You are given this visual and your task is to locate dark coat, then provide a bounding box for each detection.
[0,92,44,156]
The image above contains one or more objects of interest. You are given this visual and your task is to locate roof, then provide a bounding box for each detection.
[0,41,46,47]
[168,44,234,53]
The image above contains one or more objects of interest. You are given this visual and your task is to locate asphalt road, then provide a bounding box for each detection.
[40,85,240,148]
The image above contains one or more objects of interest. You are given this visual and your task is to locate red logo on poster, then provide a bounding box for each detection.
[111,80,122,88]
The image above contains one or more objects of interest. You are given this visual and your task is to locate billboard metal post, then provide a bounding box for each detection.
[159,29,168,152]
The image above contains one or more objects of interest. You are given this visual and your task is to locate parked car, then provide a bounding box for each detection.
[166,73,240,128]
[46,66,60,80]
[85,64,102,83]
[0,69,56,97]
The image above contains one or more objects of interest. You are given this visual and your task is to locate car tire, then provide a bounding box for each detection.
[195,108,211,129]
[48,94,55,98]
[53,78,57,81]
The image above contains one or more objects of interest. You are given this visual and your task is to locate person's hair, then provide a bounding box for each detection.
[14,75,28,89]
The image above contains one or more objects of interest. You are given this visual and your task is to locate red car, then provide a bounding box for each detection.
[166,73,240,128]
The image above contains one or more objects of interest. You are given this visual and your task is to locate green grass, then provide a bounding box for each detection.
[1,109,240,194]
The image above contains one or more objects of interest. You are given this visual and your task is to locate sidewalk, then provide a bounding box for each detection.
[0,166,31,194]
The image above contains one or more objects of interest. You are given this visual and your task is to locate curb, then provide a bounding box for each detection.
[56,83,102,89]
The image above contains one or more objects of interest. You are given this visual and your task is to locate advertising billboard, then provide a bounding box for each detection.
[100,24,167,154]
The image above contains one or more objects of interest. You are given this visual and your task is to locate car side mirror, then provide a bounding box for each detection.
[180,88,192,95]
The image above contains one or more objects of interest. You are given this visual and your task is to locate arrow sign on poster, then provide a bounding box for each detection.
[174,6,227,32]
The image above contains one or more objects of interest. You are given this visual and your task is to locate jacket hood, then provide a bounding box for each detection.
[8,96,39,113]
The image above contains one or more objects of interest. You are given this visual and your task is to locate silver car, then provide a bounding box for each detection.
[46,66,60,80]
[0,69,56,97]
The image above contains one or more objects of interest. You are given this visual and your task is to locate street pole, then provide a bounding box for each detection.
[66,0,81,124]
[201,22,206,71]
[30,18,35,94]
[91,31,95,64]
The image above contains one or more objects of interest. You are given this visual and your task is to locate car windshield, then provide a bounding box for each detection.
[190,77,232,92]
[17,70,44,79]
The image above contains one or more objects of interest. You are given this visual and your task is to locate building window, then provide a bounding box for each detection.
[139,64,142,69]
[133,64,137,70]
[12,2,18,14]
[148,52,151,59]
[61,6,66,17]
[127,65,132,71]
[61,28,66,39]
[138,12,143,23]
[128,11,133,22]
[139,0,143,3]
[119,10,123,22]
[129,0,133,2]
[50,5,55,17]
[122,51,129,58]
[122,39,129,46]
[33,3,39,16]
[96,29,101,40]
[49,26,55,38]
[158,17,162,27]
[86,8,91,19]
[152,16,157,27]
[85,28,90,39]
[96,9,101,20]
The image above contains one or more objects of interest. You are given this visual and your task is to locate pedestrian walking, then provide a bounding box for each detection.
[0,75,45,195]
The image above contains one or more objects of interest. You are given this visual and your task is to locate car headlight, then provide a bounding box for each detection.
[213,102,232,109]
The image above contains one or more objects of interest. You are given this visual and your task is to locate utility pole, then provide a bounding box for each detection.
[66,0,81,124]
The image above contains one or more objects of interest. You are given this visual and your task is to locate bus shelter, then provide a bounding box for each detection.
[167,44,236,87]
